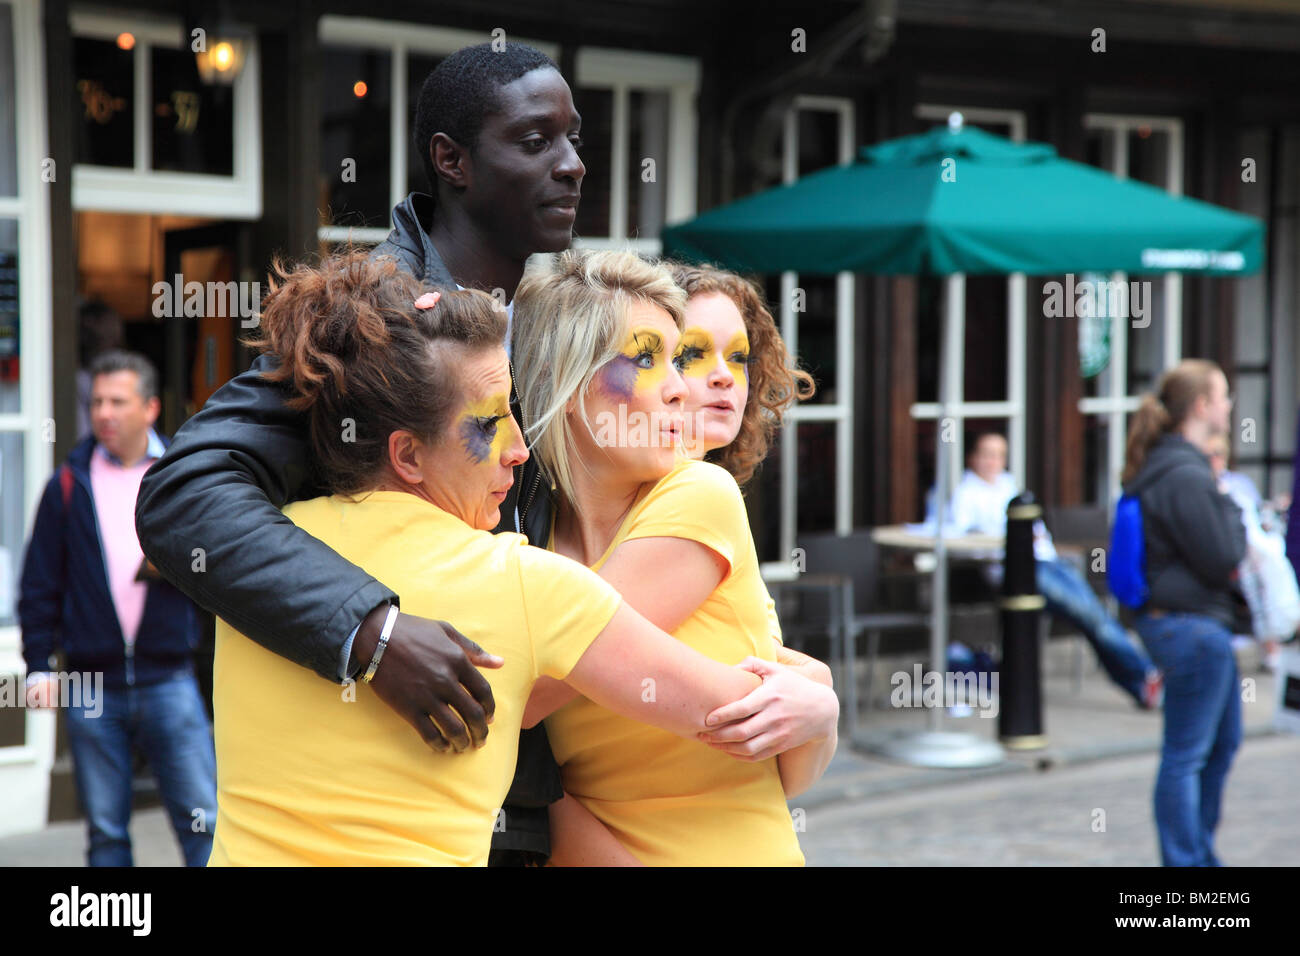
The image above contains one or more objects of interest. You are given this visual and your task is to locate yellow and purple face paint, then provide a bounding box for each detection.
[457,393,513,465]
[598,328,671,401]
[673,326,750,388]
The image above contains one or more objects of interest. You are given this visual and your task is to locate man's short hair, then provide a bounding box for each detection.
[970,431,1007,450]
[89,349,159,402]
[412,42,558,196]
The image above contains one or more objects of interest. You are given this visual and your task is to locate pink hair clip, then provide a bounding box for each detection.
[414,291,442,310]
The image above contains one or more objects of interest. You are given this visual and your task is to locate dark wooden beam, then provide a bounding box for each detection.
[888,276,918,522]
[44,0,78,460]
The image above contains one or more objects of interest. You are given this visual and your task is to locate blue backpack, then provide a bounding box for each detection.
[1108,492,1149,609]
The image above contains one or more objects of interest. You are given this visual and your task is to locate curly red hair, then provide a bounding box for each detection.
[244,250,505,495]
[669,262,815,485]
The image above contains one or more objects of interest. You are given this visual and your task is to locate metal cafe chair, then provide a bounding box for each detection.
[769,529,929,738]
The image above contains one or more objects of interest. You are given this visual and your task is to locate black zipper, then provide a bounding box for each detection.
[510,359,544,529]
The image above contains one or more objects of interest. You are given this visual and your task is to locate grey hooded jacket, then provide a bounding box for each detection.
[1123,432,1246,628]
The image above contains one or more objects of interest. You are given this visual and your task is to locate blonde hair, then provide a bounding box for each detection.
[1121,358,1223,485]
[511,249,686,506]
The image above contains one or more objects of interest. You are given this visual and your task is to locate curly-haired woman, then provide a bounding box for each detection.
[514,251,836,866]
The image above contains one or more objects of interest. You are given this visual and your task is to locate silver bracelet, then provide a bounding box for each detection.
[362,604,400,684]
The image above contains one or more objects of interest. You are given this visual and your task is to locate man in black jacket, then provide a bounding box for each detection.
[135,42,584,865]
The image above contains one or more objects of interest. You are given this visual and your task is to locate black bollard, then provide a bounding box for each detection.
[998,492,1047,749]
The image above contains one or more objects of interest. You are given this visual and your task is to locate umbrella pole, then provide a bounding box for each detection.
[867,274,1003,768]
[929,281,953,733]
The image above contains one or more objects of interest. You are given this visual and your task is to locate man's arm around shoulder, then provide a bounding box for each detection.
[135,353,504,751]
[136,354,396,680]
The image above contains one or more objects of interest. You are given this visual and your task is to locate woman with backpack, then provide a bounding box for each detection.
[1121,359,1246,867]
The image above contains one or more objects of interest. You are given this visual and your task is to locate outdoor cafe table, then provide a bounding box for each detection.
[866,525,1007,767]
[871,524,1004,556]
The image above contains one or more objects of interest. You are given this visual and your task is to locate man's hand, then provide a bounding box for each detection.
[353,606,504,754]
[698,657,839,762]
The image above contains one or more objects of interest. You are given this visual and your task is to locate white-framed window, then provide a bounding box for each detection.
[570,47,699,255]
[0,0,57,835]
[69,9,261,218]
[316,18,563,246]
[1078,114,1184,507]
[910,105,1028,496]
[760,96,855,577]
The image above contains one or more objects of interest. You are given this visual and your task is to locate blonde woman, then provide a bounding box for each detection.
[513,250,838,866]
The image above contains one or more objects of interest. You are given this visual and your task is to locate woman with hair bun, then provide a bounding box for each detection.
[1122,358,1245,867]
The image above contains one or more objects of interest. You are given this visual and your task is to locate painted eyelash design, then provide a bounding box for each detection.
[632,332,664,355]
[673,345,705,370]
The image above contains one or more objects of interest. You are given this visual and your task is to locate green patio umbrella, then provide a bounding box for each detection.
[663,118,1265,769]
[663,123,1263,276]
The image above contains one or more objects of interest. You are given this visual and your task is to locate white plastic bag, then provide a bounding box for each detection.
[1237,523,1300,641]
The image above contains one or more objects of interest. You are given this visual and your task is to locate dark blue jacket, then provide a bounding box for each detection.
[19,435,199,688]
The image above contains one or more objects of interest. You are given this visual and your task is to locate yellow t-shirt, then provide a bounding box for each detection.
[545,458,805,866]
[208,490,620,867]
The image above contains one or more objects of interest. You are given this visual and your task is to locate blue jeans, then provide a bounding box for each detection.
[1134,613,1242,867]
[1036,556,1155,703]
[63,670,217,867]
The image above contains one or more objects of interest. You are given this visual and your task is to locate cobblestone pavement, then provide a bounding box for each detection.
[3,646,1293,868]
[8,732,1294,868]
[797,732,1300,866]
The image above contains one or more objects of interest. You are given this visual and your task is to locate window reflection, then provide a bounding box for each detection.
[319,46,392,229]
[73,37,134,168]
[572,87,612,239]
[151,46,234,175]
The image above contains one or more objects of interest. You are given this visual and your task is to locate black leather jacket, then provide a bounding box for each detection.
[135,192,560,859]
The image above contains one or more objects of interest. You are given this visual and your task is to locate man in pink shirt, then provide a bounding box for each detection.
[20,351,215,866]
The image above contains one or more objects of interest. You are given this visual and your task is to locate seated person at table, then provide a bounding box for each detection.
[207,252,771,866]
[932,432,1162,710]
